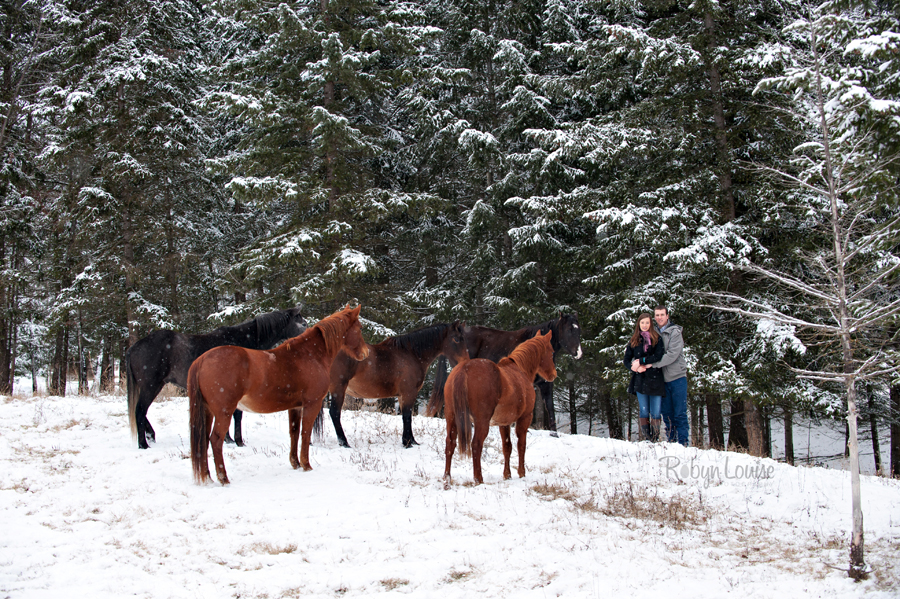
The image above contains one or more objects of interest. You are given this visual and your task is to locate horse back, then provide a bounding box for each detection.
[464,327,529,362]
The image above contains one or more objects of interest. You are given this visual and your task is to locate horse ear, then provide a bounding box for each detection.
[350,305,361,318]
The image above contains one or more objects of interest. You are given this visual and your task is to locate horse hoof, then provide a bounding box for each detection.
[443,475,451,490]
[338,440,351,449]
[403,438,419,448]
[550,432,559,438]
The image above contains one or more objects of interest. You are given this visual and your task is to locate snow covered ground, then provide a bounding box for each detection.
[1,392,899,598]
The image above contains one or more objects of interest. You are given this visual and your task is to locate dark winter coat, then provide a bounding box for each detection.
[624,336,666,397]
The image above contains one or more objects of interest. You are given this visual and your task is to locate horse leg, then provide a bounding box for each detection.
[536,379,558,436]
[232,410,244,446]
[400,393,418,448]
[471,421,490,485]
[499,425,513,480]
[515,413,533,478]
[299,402,321,471]
[209,413,232,485]
[196,406,214,483]
[288,408,302,469]
[443,418,457,490]
[329,391,351,448]
[135,381,163,449]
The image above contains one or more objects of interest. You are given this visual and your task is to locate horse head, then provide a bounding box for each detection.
[442,320,469,364]
[536,330,558,383]
[287,307,308,338]
[341,304,369,362]
[556,313,583,360]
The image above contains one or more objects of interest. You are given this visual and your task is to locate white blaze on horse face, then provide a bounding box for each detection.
[575,345,583,359]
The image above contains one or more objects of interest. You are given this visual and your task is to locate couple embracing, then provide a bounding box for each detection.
[623,306,689,446]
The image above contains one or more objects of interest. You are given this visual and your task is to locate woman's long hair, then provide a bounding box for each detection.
[629,313,659,348]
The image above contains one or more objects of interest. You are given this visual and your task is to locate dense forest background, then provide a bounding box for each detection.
[2,0,899,472]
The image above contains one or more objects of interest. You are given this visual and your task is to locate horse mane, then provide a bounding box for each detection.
[314,308,356,355]
[507,334,547,375]
[255,309,296,344]
[523,318,563,352]
[381,323,450,358]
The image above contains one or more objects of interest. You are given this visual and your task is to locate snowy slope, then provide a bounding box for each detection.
[1,393,898,598]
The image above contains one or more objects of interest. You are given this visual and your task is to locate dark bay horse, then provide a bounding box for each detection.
[320,320,468,448]
[189,305,368,485]
[426,313,582,430]
[443,330,557,488]
[126,307,307,449]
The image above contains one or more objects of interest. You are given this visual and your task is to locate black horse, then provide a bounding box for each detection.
[425,314,583,432]
[126,307,307,449]
[321,321,469,448]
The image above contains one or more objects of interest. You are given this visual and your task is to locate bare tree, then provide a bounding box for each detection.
[703,9,900,580]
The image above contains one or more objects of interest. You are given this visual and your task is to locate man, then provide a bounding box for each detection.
[632,306,689,445]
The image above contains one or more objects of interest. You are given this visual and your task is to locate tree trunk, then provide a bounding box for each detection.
[690,401,700,447]
[890,384,900,478]
[784,403,795,466]
[745,399,766,457]
[706,394,724,450]
[568,376,577,435]
[600,387,622,440]
[728,399,747,450]
[122,202,139,348]
[867,393,881,475]
[50,326,68,396]
[99,336,113,393]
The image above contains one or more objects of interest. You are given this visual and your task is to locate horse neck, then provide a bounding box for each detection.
[525,319,562,356]
[507,339,544,379]
[217,320,260,348]
[311,315,354,362]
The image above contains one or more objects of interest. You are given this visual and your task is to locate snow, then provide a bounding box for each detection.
[2,393,899,598]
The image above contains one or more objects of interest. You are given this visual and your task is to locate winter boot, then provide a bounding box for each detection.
[639,418,651,441]
[650,419,661,442]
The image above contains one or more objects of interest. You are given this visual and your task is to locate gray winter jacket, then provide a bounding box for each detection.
[654,323,687,382]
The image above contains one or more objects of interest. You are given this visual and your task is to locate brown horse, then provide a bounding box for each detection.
[426,314,582,433]
[319,320,468,448]
[189,305,368,485]
[443,330,557,488]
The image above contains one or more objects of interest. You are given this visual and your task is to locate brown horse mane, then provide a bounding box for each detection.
[505,334,547,375]
[313,307,356,355]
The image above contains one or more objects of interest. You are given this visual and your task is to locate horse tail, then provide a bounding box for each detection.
[312,396,325,443]
[425,355,449,417]
[449,371,473,457]
[125,349,139,440]
[188,360,209,484]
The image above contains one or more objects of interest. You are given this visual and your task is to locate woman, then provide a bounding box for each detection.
[623,313,665,441]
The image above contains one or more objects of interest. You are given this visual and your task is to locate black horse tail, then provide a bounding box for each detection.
[188,361,210,484]
[425,355,449,417]
[448,369,472,457]
[312,396,326,443]
[125,350,139,440]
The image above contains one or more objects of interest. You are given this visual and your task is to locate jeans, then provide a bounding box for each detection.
[636,392,662,420]
[660,376,689,446]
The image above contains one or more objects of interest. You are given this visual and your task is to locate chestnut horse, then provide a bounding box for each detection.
[319,320,469,448]
[426,314,582,432]
[443,330,557,488]
[189,305,368,485]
